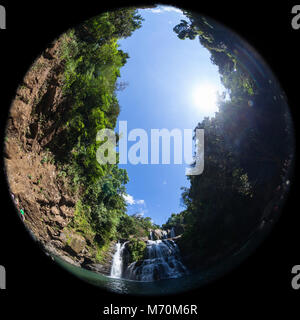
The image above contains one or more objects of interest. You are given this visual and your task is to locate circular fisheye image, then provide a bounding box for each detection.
[4,5,294,295]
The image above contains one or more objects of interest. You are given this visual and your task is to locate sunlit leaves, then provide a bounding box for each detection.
[57,9,143,259]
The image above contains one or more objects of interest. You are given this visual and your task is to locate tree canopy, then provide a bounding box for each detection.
[172,11,294,268]
[51,9,153,262]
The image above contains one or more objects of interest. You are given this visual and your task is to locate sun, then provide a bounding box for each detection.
[192,83,219,116]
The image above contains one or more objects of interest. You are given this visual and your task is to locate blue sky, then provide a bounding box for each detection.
[115,5,226,226]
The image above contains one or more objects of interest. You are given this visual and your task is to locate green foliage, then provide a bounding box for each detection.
[52,9,143,261]
[172,11,293,268]
[126,239,147,263]
[70,200,95,241]
[117,214,158,239]
[117,215,139,238]
[75,9,143,45]
[162,212,185,231]
[173,14,256,101]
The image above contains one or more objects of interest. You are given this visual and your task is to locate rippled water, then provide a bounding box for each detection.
[54,254,203,295]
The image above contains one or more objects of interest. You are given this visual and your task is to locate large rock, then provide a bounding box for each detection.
[60,204,73,217]
[50,206,60,216]
[61,194,76,206]
[9,99,32,137]
[60,230,86,255]
[4,139,19,159]
[54,215,67,228]
[152,229,164,240]
[138,236,148,242]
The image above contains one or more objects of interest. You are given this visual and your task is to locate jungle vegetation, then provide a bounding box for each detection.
[46,8,293,267]
[168,11,294,268]
[50,8,157,262]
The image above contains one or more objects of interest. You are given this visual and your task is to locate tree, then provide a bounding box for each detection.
[171,10,294,268]
[52,8,144,261]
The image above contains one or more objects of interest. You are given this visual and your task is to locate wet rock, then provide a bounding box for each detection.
[60,255,81,267]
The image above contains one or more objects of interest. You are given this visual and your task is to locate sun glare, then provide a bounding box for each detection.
[192,83,219,116]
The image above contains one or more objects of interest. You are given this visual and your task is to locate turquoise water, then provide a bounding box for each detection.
[53,254,207,295]
[51,222,273,295]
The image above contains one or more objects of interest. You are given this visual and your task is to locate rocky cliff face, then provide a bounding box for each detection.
[4,38,114,274]
[150,228,179,240]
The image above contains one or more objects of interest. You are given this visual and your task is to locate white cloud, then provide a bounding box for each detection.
[149,6,183,15]
[150,8,162,13]
[162,6,182,13]
[137,212,144,217]
[123,194,145,206]
[123,194,135,205]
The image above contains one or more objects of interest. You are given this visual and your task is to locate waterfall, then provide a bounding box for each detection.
[110,242,126,278]
[124,239,188,282]
[149,230,153,240]
[170,227,176,238]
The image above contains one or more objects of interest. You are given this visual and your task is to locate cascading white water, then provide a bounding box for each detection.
[124,239,188,282]
[110,242,127,278]
[162,230,168,239]
[149,230,153,240]
[110,230,187,282]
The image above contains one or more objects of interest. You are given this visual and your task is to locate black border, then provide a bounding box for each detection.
[0,0,299,318]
